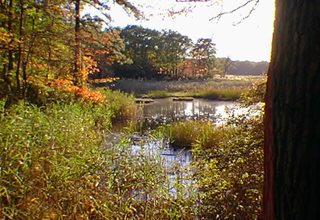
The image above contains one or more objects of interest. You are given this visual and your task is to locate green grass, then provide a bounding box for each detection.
[143,87,247,100]
[0,79,266,219]
[193,87,248,100]
[0,101,110,218]
[143,90,170,98]
[157,86,266,218]
[159,113,264,218]
[0,90,196,219]
[162,120,229,148]
[108,76,264,100]
[100,89,138,123]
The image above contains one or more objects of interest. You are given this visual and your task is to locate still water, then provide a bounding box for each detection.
[126,98,240,196]
[109,98,263,197]
[130,138,193,197]
[138,98,236,129]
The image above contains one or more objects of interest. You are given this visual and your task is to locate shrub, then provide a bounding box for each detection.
[192,114,264,219]
[240,79,266,105]
[101,89,138,124]
[166,111,264,218]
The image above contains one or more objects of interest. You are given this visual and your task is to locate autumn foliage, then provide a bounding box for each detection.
[49,79,105,103]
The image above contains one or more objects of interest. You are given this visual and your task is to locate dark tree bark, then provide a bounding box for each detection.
[5,0,14,94]
[7,0,13,74]
[264,1,320,219]
[74,0,82,85]
[15,0,24,92]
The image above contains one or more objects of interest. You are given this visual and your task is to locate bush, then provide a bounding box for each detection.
[165,111,264,219]
[192,114,264,219]
[240,79,266,105]
[102,89,138,124]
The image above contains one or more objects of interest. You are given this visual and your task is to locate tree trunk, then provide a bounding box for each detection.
[263,47,274,220]
[7,0,14,74]
[15,0,24,92]
[5,0,14,93]
[74,0,81,85]
[264,1,320,219]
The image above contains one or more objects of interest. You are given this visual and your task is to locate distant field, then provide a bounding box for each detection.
[102,75,266,100]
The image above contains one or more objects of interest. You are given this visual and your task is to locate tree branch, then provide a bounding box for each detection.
[115,0,143,19]
[209,0,259,22]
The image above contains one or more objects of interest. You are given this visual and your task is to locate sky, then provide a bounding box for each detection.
[98,0,275,62]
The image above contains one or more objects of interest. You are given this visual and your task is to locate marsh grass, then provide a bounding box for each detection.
[101,89,138,123]
[0,90,196,219]
[0,101,109,219]
[162,108,264,219]
[163,120,230,148]
[143,88,246,100]
[108,76,263,100]
[0,79,265,219]
[189,87,248,100]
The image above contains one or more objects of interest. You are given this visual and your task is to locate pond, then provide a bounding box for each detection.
[121,98,240,195]
[137,98,237,130]
[130,137,193,198]
[109,98,260,197]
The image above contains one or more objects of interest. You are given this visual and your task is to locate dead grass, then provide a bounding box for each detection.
[107,75,265,100]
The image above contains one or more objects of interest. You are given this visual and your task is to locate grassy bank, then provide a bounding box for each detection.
[0,100,109,219]
[146,87,247,100]
[159,109,264,218]
[105,75,264,100]
[154,83,266,219]
[0,79,265,219]
[0,86,197,219]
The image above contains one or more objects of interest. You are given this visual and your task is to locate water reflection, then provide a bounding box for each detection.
[138,98,236,129]
[132,98,237,197]
[129,136,193,198]
[110,98,262,197]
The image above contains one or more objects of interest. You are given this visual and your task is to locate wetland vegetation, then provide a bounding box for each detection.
[0,1,266,218]
[0,77,265,219]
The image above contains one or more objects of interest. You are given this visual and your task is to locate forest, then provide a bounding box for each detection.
[1,0,319,219]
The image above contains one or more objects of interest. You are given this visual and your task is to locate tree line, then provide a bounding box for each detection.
[98,25,219,80]
[0,0,138,105]
[0,0,221,104]
[226,60,268,75]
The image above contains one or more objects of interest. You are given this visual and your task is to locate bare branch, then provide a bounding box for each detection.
[176,0,210,2]
[232,0,259,25]
[209,0,259,22]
